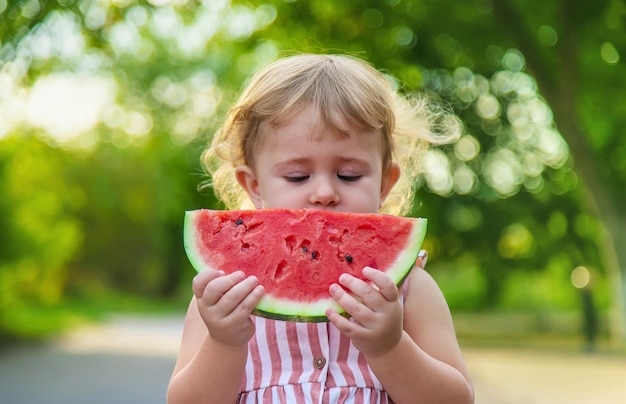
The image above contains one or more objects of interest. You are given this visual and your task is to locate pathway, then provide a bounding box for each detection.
[0,315,625,403]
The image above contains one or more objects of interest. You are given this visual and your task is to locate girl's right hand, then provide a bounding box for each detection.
[192,269,265,347]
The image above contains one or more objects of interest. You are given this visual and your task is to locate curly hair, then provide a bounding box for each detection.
[199,53,460,216]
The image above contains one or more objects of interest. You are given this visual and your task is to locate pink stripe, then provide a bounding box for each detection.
[286,322,304,384]
[265,319,282,386]
[277,386,287,402]
[248,331,263,390]
[309,382,322,403]
[306,323,324,382]
[337,332,357,386]
[357,351,375,387]
[338,387,351,402]
[325,326,342,388]
[326,365,338,388]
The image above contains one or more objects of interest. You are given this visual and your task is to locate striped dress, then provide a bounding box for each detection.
[238,319,392,403]
[238,284,408,403]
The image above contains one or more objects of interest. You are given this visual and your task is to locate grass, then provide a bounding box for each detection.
[3,296,626,358]
[0,293,189,344]
[453,310,626,356]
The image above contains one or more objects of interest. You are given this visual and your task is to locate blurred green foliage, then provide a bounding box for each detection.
[1,0,624,340]
[0,135,82,308]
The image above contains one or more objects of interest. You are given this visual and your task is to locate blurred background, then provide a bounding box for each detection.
[1,0,625,403]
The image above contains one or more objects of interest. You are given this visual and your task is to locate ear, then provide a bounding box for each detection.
[380,162,401,203]
[235,165,263,209]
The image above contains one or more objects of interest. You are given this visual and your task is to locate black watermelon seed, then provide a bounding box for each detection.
[311,251,318,260]
[235,218,244,226]
[345,254,353,263]
[302,246,308,253]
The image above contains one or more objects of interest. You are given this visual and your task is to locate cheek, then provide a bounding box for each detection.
[348,183,385,212]
[258,182,300,208]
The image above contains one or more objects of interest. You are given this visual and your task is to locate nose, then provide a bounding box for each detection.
[309,175,340,207]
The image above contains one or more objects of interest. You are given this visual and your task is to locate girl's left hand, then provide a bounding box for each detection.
[326,266,404,358]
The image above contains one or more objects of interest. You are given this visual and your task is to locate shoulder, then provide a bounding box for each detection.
[403,266,457,343]
[405,266,448,307]
[402,267,475,399]
[403,267,471,376]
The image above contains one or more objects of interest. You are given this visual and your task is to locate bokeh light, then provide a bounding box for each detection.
[571,266,591,289]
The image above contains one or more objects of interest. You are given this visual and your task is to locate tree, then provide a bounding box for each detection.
[244,0,625,338]
[1,0,623,340]
[489,0,626,339]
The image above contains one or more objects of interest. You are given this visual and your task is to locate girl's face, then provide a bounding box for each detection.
[236,105,400,213]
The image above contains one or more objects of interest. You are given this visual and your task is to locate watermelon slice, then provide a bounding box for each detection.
[184,209,427,322]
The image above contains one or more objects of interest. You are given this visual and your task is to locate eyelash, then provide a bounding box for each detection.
[285,176,309,183]
[337,174,361,182]
[285,174,361,183]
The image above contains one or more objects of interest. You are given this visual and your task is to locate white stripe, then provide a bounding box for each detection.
[315,323,330,380]
[255,318,272,388]
[327,325,347,387]
[274,320,293,386]
[326,386,340,402]
[303,384,315,404]
[242,320,255,392]
[282,386,293,403]
[297,322,314,381]
[347,343,367,387]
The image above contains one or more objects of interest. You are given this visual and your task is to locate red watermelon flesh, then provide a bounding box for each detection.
[184,209,427,322]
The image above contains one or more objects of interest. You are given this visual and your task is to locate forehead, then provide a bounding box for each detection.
[268,104,381,142]
[245,104,388,168]
[253,108,381,164]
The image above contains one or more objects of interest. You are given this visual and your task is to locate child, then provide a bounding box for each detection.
[167,54,474,403]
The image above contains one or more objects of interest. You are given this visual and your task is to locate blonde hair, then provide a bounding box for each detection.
[200,53,460,216]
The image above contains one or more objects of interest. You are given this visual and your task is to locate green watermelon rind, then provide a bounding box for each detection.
[183,211,207,275]
[183,210,427,323]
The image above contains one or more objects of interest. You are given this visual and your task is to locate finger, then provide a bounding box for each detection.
[338,273,377,301]
[199,271,246,306]
[416,249,428,268]
[330,281,372,320]
[361,267,399,302]
[326,306,358,333]
[218,275,262,315]
[192,269,225,298]
[234,283,265,316]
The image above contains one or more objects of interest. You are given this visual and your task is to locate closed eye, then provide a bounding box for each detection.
[285,175,310,183]
[337,174,361,182]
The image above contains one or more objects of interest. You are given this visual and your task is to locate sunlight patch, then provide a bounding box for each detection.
[26,73,116,148]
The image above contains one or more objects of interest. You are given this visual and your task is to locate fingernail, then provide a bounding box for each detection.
[418,250,428,264]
